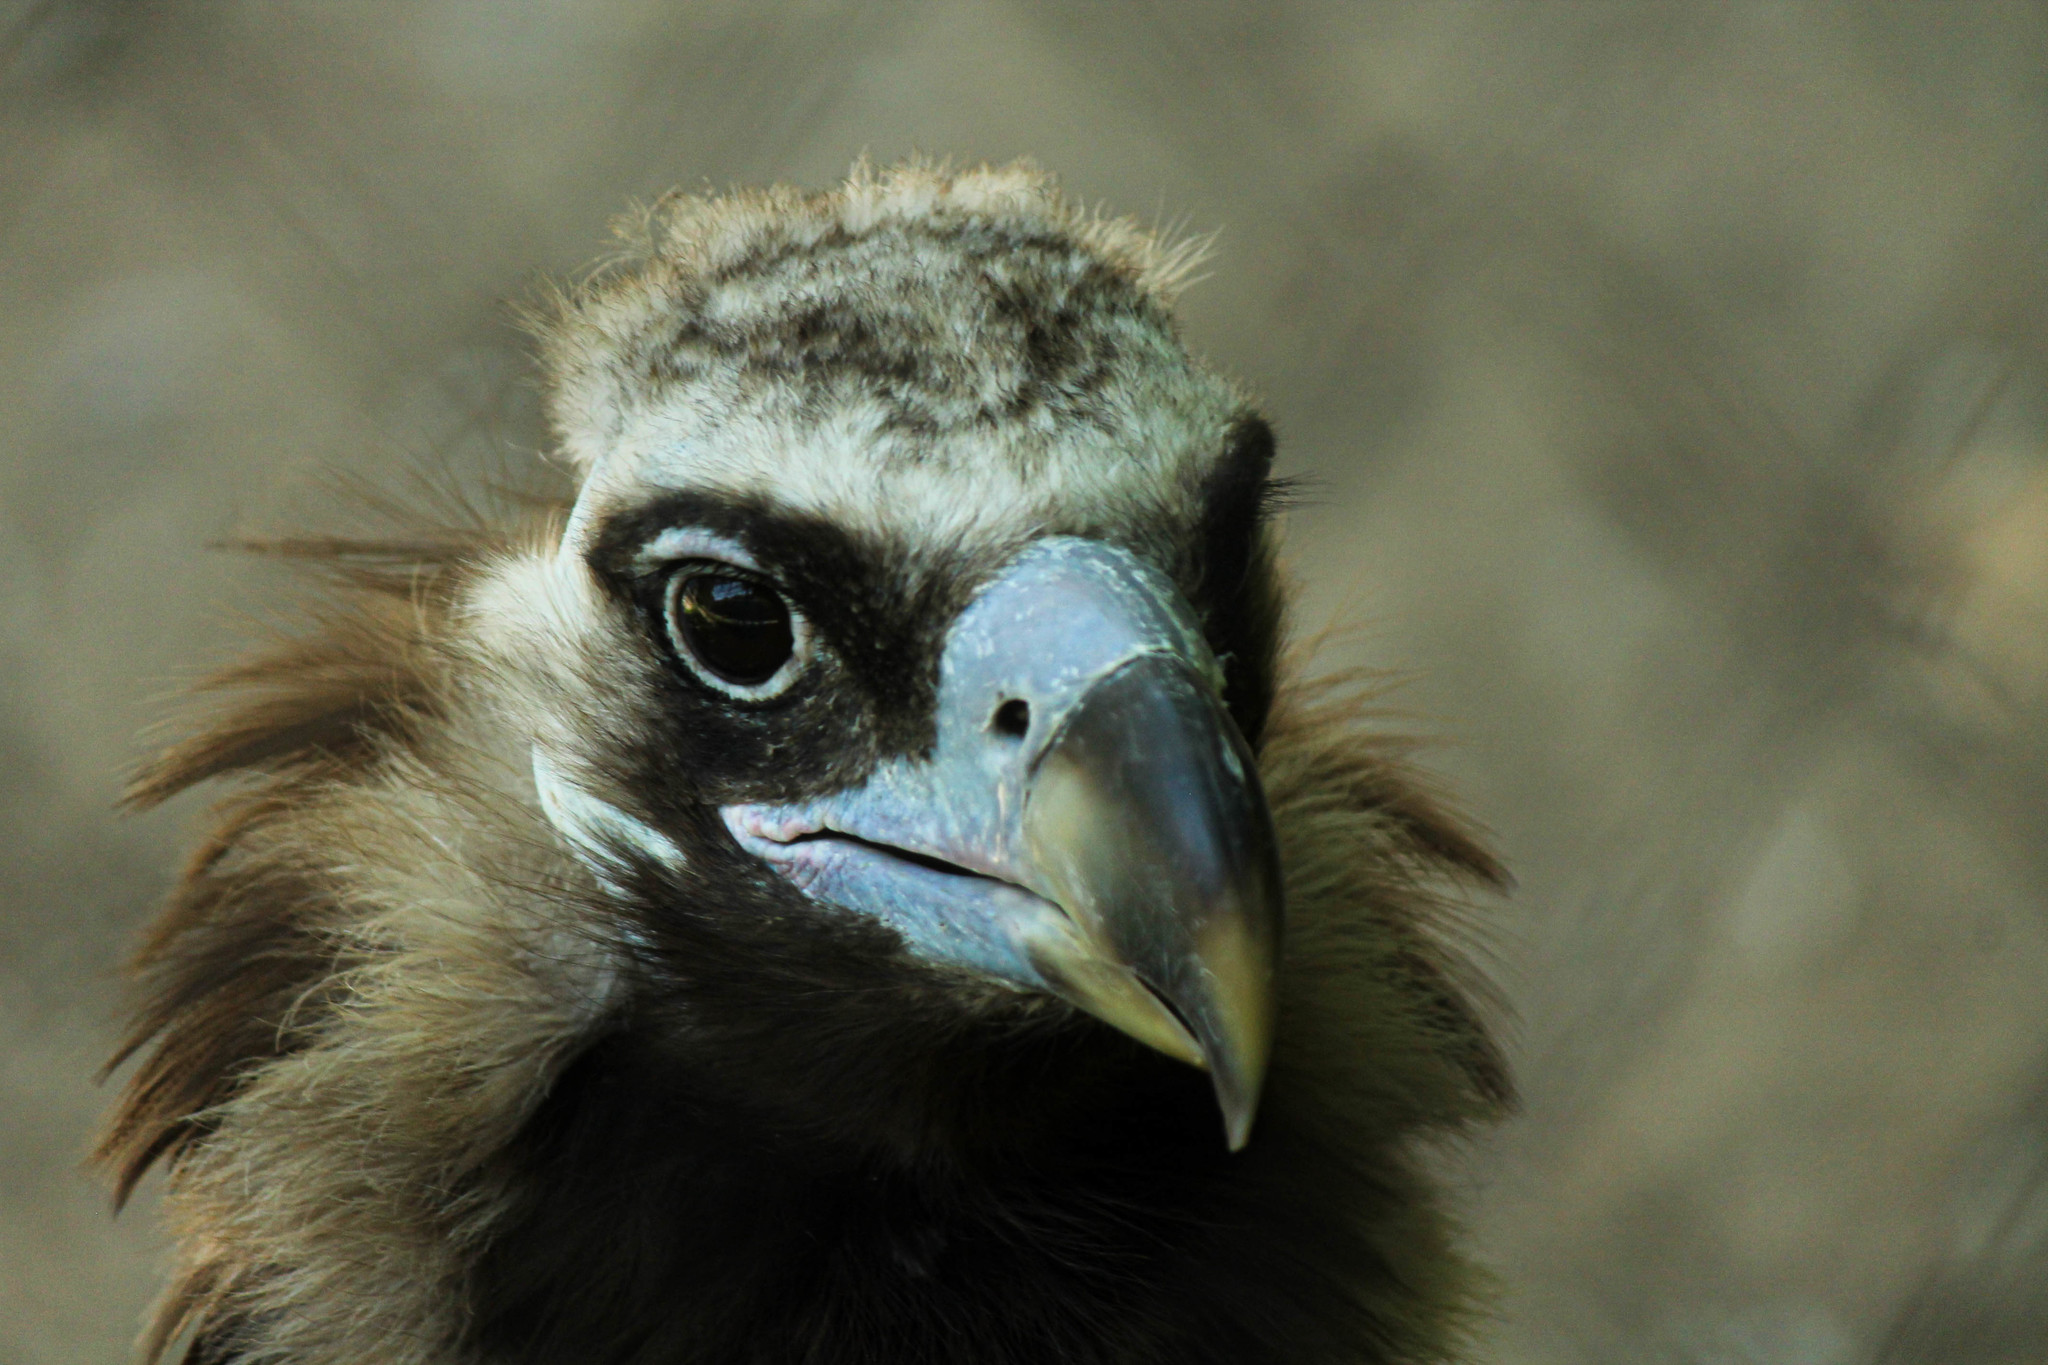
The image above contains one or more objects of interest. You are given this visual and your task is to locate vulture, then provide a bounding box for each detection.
[101,160,1510,1365]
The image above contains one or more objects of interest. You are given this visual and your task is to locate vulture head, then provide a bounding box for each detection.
[102,160,1510,1365]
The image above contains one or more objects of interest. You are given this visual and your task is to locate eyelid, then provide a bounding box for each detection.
[635,527,764,575]
[637,527,803,617]
[670,559,777,592]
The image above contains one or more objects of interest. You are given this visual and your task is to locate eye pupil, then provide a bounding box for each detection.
[671,572,795,688]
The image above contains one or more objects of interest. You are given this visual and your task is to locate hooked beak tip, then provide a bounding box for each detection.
[1220,1089,1259,1153]
[1021,655,1284,1151]
[1195,919,1278,1152]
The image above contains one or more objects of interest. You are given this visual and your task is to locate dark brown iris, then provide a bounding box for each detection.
[668,570,794,687]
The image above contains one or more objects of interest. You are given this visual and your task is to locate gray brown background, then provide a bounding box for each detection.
[6,2,2048,1361]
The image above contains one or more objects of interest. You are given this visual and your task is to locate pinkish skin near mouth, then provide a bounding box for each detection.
[721,805,1024,888]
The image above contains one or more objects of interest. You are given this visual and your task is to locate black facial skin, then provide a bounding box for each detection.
[1192,415,1286,745]
[581,489,985,817]
[575,434,1283,845]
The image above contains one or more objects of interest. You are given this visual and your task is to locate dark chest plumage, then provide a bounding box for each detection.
[470,1019,1405,1365]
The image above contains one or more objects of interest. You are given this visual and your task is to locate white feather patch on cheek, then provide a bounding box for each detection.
[465,551,687,901]
[531,745,685,883]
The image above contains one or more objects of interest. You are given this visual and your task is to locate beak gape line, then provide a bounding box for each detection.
[546,537,1286,1150]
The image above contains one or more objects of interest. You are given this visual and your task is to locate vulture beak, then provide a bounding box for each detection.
[1018,652,1280,1149]
[724,538,1283,1150]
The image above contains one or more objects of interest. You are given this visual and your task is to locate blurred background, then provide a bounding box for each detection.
[5,2,2047,1361]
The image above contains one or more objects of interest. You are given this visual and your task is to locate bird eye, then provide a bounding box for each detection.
[665,569,799,693]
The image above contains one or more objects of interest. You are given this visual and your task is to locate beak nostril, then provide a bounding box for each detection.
[991,698,1031,740]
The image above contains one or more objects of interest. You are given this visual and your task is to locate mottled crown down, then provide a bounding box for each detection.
[536,159,1241,549]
